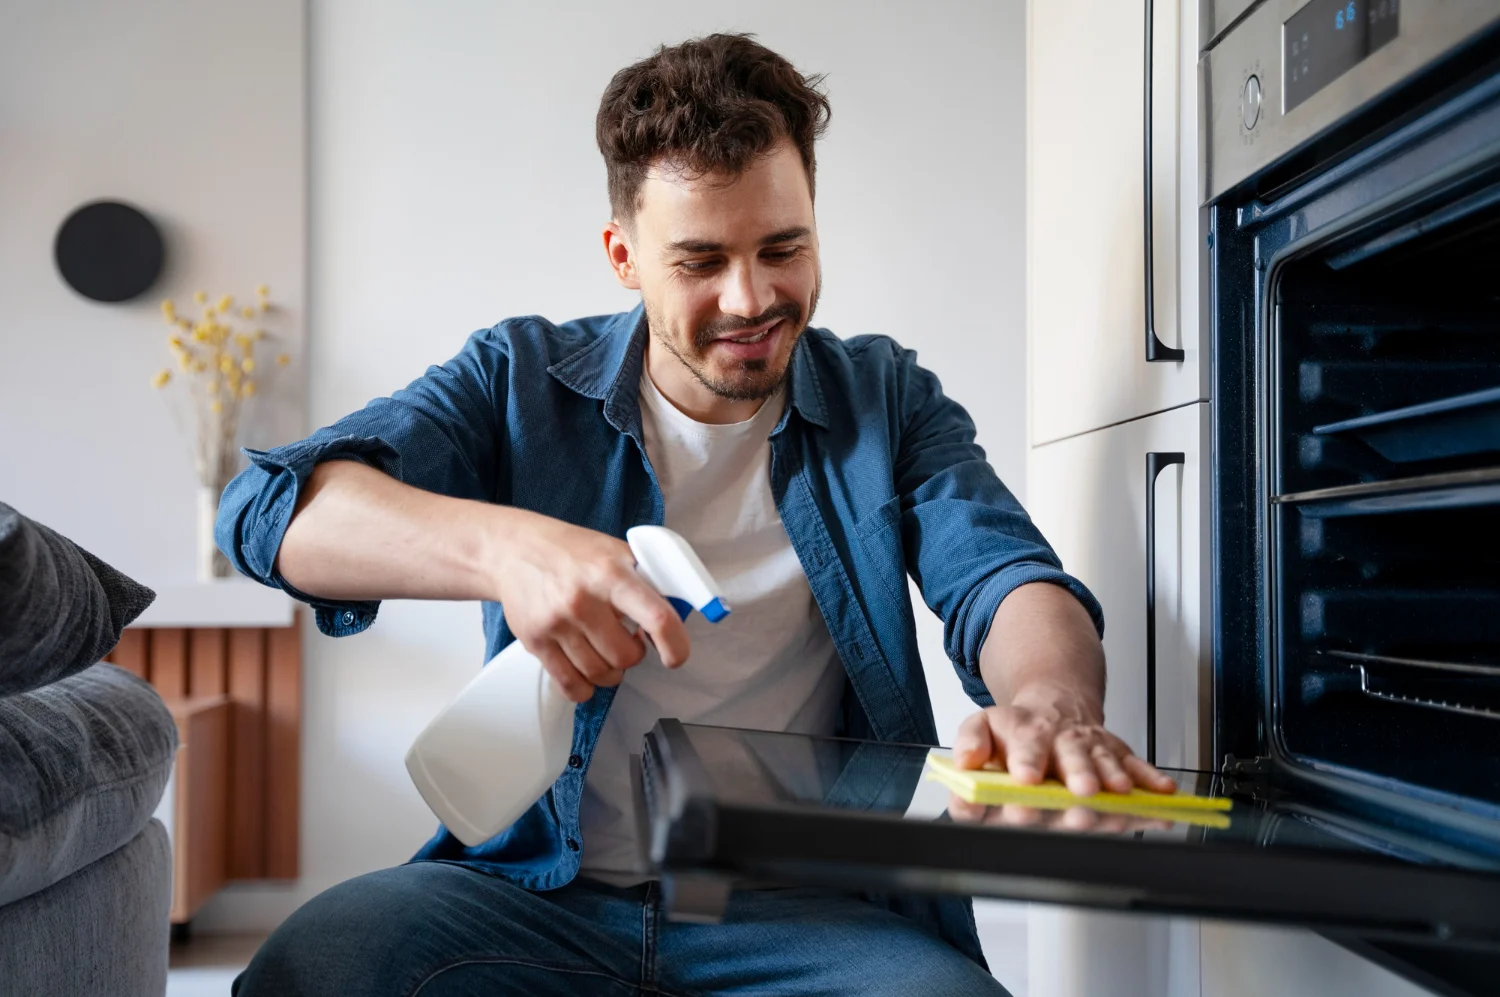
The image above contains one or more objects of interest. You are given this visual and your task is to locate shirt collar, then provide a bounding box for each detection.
[547,303,829,435]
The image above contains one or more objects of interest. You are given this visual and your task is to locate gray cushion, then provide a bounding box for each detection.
[0,663,178,907]
[0,501,156,697]
[0,819,171,997]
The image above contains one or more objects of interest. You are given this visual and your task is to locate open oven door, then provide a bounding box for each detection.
[639,721,1500,997]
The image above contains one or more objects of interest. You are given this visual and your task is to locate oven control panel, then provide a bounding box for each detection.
[1202,0,1500,201]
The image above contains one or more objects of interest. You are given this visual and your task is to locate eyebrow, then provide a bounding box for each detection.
[665,226,811,255]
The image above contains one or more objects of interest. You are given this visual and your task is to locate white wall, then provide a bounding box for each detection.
[0,1,306,579]
[10,0,1031,949]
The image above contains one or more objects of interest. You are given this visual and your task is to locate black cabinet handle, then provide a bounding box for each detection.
[1146,451,1185,765]
[1144,0,1184,364]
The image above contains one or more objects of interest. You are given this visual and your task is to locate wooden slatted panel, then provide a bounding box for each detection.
[227,627,267,880]
[265,615,301,878]
[108,629,148,678]
[148,628,188,700]
[189,628,227,696]
[168,696,231,924]
[123,616,301,891]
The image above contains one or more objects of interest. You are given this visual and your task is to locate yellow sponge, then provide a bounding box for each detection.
[925,750,1232,829]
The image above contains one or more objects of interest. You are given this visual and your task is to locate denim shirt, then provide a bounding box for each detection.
[216,303,1102,967]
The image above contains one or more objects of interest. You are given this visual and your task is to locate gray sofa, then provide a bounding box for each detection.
[0,502,178,996]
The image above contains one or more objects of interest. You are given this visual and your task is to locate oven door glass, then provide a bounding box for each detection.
[640,722,1500,949]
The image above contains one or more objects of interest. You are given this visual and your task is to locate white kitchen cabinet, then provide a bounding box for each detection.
[1023,401,1208,997]
[1200,922,1434,997]
[1025,401,1208,770]
[1027,0,1206,445]
[1028,908,1201,997]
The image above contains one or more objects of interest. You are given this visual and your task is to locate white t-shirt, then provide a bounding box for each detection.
[578,371,847,882]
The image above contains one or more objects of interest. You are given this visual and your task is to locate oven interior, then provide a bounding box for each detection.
[1270,182,1500,811]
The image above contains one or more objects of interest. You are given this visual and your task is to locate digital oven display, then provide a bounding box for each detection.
[1284,0,1400,113]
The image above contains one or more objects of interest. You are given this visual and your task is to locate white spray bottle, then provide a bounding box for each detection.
[405,525,730,847]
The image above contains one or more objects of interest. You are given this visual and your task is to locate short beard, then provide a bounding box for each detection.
[648,279,821,402]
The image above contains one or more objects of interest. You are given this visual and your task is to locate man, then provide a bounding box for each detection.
[222,33,1173,996]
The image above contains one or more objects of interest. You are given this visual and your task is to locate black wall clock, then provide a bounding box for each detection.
[54,200,166,303]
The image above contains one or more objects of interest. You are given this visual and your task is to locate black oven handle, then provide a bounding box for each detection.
[1144,0,1185,364]
[1145,451,1185,765]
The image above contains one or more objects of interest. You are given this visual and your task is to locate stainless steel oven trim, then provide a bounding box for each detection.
[1203,0,1265,52]
[1202,0,1500,203]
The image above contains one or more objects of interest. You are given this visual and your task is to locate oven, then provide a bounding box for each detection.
[1207,0,1500,988]
[637,5,1500,995]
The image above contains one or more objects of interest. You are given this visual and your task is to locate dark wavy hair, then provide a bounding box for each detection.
[596,33,832,223]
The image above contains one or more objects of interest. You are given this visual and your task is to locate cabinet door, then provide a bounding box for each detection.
[1200,923,1434,997]
[1025,402,1208,770]
[1029,908,1201,997]
[1024,402,1209,997]
[1027,0,1205,445]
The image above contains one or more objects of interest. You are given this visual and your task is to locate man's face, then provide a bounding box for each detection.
[605,140,820,406]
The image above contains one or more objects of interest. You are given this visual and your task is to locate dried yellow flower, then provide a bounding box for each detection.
[242,305,255,318]
[178,355,192,372]
[219,355,235,374]
[192,360,207,374]
[242,357,256,373]
[235,334,253,352]
[216,295,233,313]
[152,369,172,389]
[161,300,176,320]
[242,380,257,398]
[167,336,184,350]
[210,399,224,414]
[276,353,290,366]
[254,330,267,340]
[256,284,270,298]
[193,291,207,304]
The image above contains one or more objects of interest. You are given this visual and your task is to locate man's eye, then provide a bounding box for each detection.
[763,248,799,262]
[679,260,719,273]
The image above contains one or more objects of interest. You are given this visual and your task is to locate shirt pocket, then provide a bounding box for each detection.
[853,494,908,605]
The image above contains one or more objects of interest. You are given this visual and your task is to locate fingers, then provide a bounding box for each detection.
[1097,731,1176,792]
[577,601,647,673]
[609,575,691,668]
[958,707,1178,798]
[1122,753,1178,793]
[555,629,625,689]
[953,710,997,769]
[1090,744,1134,794]
[995,711,1052,784]
[534,641,593,703]
[1051,730,1101,797]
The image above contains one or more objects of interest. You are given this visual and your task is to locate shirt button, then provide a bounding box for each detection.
[568,754,583,769]
[341,610,355,626]
[566,838,579,852]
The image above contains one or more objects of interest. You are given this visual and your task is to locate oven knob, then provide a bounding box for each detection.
[1243,74,1263,130]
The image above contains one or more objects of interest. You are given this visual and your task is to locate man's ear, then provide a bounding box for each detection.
[602,221,640,291]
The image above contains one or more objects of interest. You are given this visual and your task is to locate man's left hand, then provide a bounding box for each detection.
[952,684,1176,797]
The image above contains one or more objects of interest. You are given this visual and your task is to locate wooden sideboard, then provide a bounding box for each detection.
[106,615,301,924]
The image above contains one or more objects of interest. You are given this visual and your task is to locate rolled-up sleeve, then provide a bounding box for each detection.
[891,347,1103,698]
[215,327,508,637]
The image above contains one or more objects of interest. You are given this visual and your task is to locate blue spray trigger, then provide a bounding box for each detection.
[665,596,693,621]
[699,597,731,623]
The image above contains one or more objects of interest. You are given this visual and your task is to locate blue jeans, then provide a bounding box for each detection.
[232,862,1010,996]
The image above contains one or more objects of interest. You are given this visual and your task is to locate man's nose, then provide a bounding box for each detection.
[718,260,776,319]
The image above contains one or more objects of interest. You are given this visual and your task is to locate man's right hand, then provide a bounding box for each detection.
[491,510,690,702]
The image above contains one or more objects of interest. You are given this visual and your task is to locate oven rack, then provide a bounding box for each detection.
[1325,650,1500,722]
